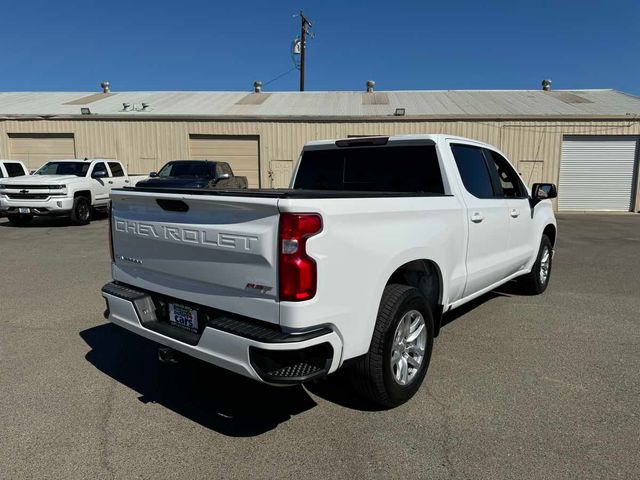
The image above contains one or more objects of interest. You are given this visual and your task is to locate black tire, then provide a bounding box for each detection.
[7,214,33,226]
[518,235,553,295]
[350,284,434,408]
[70,196,91,225]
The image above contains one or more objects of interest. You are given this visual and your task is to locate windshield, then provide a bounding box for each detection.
[158,161,211,178]
[35,162,90,177]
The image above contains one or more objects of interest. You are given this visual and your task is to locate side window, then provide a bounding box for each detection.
[0,166,4,178]
[451,144,496,199]
[6,163,26,177]
[484,150,526,198]
[92,162,108,176]
[108,162,124,177]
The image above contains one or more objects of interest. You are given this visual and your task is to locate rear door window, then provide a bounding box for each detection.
[108,162,125,177]
[450,144,496,198]
[293,144,444,193]
[5,162,26,177]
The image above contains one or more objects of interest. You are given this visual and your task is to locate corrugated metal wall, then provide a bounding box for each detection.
[0,118,638,209]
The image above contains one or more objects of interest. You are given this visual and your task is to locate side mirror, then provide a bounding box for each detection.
[531,183,557,201]
[214,173,231,182]
[92,170,107,179]
[149,172,159,178]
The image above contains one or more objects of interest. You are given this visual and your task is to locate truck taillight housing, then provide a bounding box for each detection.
[278,213,323,301]
[108,204,114,262]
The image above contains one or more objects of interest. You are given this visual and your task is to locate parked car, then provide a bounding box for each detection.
[0,159,142,225]
[135,160,248,189]
[0,160,29,178]
[101,134,558,407]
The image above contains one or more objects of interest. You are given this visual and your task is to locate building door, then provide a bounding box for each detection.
[8,133,76,172]
[189,135,260,188]
[559,137,638,211]
[270,160,293,188]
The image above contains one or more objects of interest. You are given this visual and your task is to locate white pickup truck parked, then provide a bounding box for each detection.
[0,159,145,225]
[102,135,558,407]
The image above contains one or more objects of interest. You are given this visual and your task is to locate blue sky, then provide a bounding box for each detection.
[1,0,639,94]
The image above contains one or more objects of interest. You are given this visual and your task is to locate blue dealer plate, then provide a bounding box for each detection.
[168,303,199,333]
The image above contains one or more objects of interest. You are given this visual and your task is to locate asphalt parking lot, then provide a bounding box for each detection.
[1,214,638,479]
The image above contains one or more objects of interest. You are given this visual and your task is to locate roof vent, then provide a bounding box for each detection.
[366,80,375,93]
[141,102,149,111]
[122,102,131,111]
[542,79,552,91]
[101,81,110,93]
[253,80,263,93]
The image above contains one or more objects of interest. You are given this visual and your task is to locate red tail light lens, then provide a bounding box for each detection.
[279,213,323,301]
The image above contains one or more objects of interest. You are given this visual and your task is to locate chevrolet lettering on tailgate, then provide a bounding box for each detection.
[114,218,259,251]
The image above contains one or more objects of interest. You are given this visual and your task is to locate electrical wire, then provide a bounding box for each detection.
[262,67,297,88]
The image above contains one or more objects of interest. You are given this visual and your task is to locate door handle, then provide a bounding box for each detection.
[510,208,520,218]
[471,212,484,223]
[108,181,113,184]
[124,180,130,183]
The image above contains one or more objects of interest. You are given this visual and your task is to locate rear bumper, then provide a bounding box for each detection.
[101,282,343,384]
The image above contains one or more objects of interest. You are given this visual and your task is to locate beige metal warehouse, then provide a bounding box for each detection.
[0,87,639,211]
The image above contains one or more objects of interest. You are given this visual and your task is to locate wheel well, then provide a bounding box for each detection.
[387,259,444,336]
[74,190,92,202]
[543,224,556,247]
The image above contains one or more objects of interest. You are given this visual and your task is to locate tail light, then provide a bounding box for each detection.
[279,213,323,301]
[108,203,114,261]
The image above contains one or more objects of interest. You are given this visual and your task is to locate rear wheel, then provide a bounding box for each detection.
[7,214,33,226]
[519,235,553,294]
[70,196,91,225]
[350,284,434,408]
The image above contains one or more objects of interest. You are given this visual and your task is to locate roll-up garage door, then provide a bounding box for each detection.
[8,133,76,171]
[189,135,260,188]
[559,137,638,211]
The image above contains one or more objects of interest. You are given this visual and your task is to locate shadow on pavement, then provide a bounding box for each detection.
[0,211,108,228]
[80,281,530,427]
[80,323,317,437]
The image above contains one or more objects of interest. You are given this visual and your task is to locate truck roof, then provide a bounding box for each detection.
[304,134,494,148]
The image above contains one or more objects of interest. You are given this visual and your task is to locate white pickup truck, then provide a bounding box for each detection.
[102,135,558,407]
[0,159,145,225]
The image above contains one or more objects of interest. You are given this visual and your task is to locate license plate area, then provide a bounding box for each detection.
[168,303,199,333]
[19,207,30,214]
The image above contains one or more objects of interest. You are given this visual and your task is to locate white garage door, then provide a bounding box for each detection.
[189,135,260,188]
[559,138,638,211]
[9,133,76,171]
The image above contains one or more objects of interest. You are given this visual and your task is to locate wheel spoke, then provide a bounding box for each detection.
[406,322,424,343]
[399,356,408,384]
[407,355,421,368]
[406,344,424,356]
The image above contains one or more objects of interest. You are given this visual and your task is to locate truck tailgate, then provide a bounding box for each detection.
[110,190,280,324]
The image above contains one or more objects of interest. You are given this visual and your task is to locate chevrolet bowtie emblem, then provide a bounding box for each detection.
[20,189,29,194]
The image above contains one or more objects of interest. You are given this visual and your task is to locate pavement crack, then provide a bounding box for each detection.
[98,380,116,478]
[428,390,462,479]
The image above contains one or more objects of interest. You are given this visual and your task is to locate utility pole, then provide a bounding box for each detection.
[299,11,312,91]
